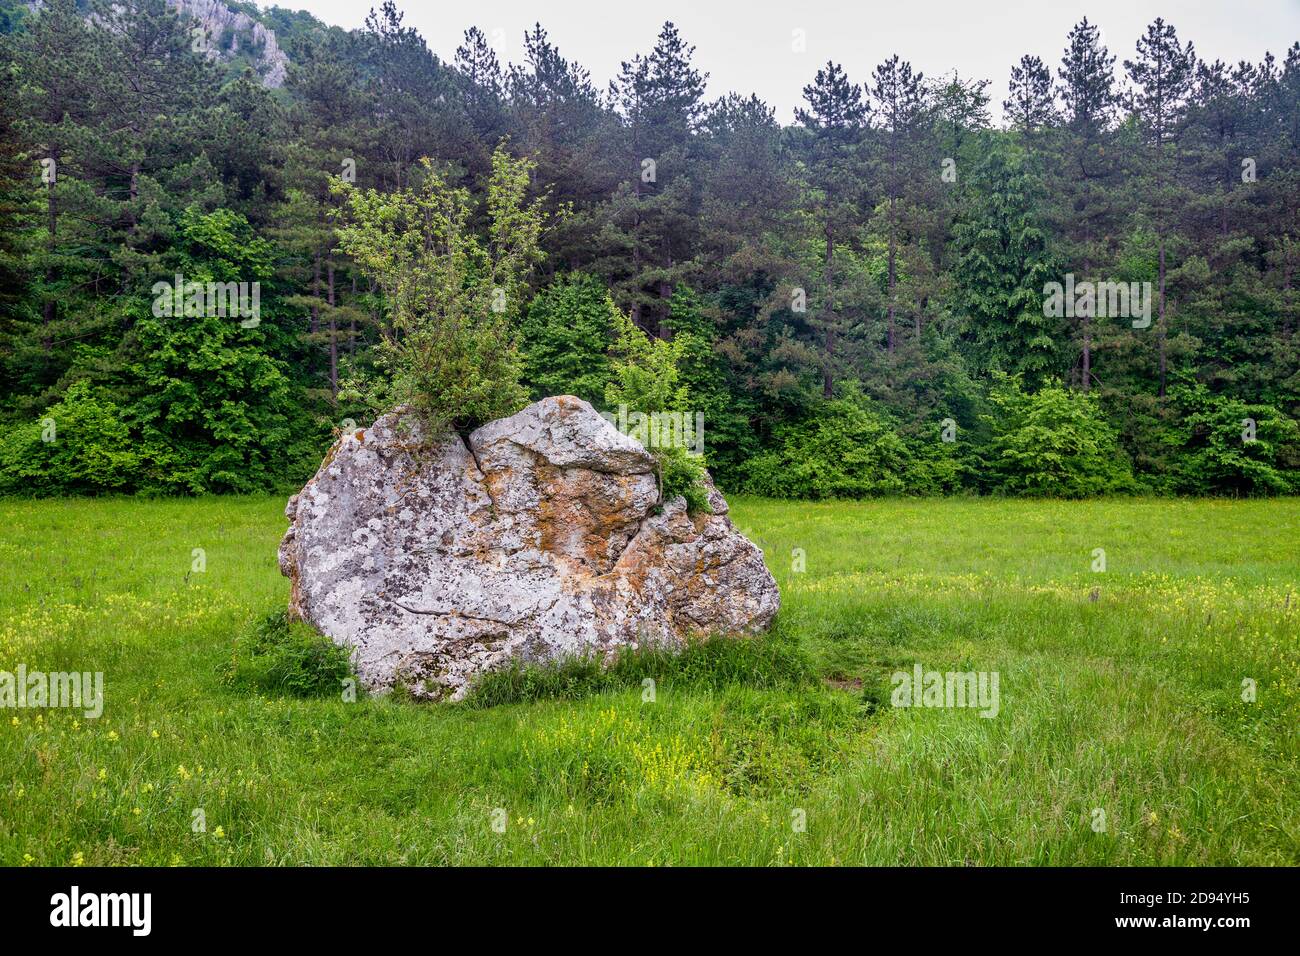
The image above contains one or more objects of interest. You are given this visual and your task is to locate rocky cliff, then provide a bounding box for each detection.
[170,0,288,87]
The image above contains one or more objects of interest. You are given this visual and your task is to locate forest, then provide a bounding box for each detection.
[1,0,1298,498]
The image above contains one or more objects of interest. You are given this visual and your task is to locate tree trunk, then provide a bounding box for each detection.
[823,226,835,398]
[311,250,321,336]
[1158,235,1167,398]
[1283,247,1294,338]
[350,273,358,357]
[1081,176,1092,392]
[1082,314,1091,392]
[887,198,897,354]
[657,274,673,340]
[327,261,338,398]
[1155,121,1168,399]
[128,158,139,228]
[43,145,58,352]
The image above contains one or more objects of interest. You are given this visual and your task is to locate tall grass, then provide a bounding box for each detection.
[0,495,1295,865]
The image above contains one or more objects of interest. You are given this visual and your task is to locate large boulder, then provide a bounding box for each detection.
[278,396,780,700]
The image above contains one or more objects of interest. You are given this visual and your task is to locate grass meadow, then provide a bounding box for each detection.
[0,496,1296,866]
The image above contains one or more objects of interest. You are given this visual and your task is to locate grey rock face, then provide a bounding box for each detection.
[279,396,780,700]
[169,0,289,87]
[29,0,290,88]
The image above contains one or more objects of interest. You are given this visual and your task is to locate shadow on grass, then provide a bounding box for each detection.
[463,632,818,708]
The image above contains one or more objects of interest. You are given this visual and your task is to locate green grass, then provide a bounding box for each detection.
[0,495,1296,865]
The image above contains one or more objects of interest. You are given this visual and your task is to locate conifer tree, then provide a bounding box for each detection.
[1125,18,1197,396]
[871,55,928,355]
[795,61,869,395]
[1055,18,1118,391]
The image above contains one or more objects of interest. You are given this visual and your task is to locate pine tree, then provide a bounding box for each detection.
[1125,18,1197,397]
[506,24,610,273]
[455,27,505,136]
[795,61,869,395]
[359,1,463,190]
[1055,18,1119,391]
[1005,55,1057,135]
[12,0,99,365]
[608,22,708,334]
[0,62,30,336]
[871,55,928,355]
[519,272,617,404]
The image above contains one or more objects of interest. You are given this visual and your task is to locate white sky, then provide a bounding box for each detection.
[277,0,1300,122]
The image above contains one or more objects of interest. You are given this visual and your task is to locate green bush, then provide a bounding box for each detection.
[740,384,934,498]
[658,445,712,512]
[662,286,761,491]
[604,308,711,512]
[125,206,321,494]
[1166,381,1300,495]
[128,308,321,494]
[982,375,1135,497]
[0,381,152,495]
[221,610,355,698]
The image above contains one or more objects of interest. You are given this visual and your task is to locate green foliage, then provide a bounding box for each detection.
[741,384,937,498]
[127,315,316,494]
[127,208,320,494]
[0,381,150,495]
[1166,381,1300,495]
[604,308,689,413]
[221,609,355,698]
[604,307,711,511]
[658,447,712,513]
[0,0,29,34]
[982,375,1135,497]
[662,286,758,490]
[952,140,1061,383]
[0,208,320,496]
[0,7,1297,500]
[335,149,549,435]
[519,272,615,404]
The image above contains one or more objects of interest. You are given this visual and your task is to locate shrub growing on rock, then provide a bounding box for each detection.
[335,148,551,435]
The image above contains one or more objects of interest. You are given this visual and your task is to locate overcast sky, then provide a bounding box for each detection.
[283,0,1300,122]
